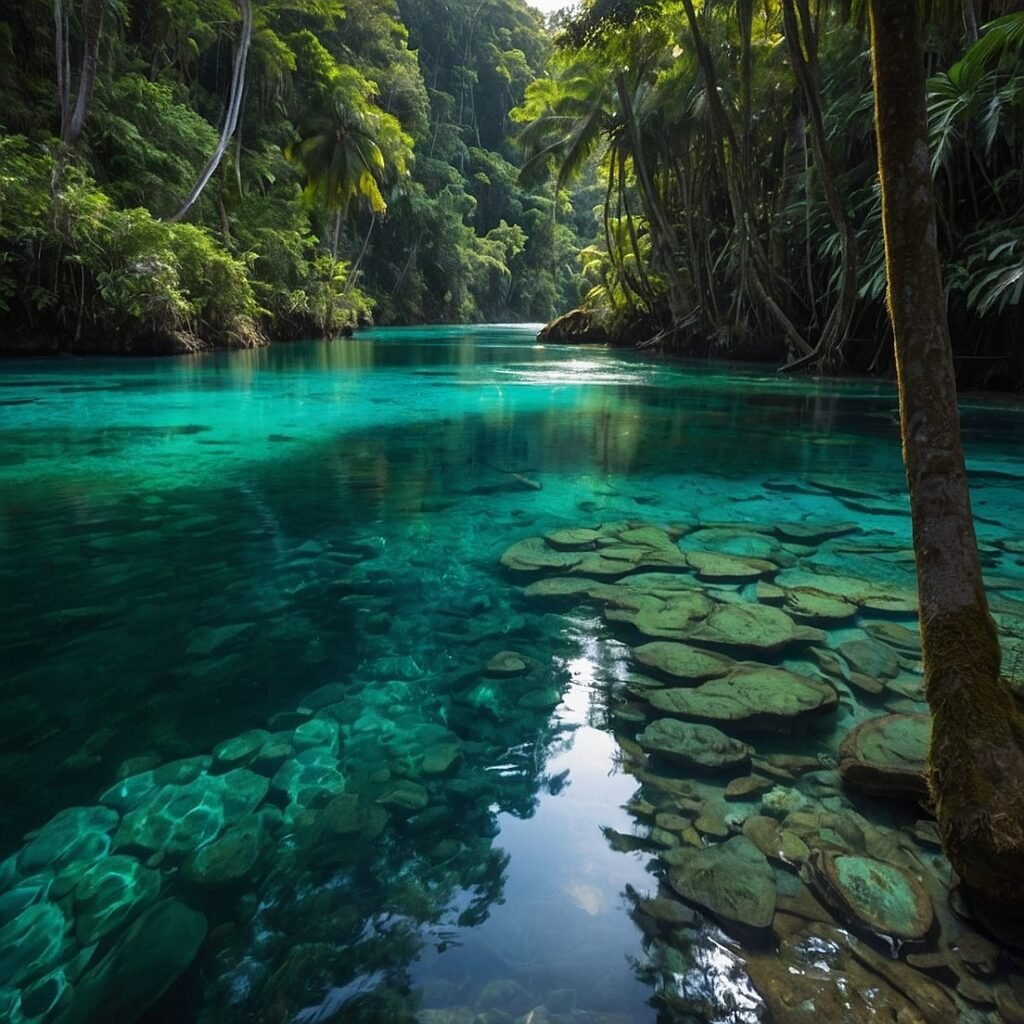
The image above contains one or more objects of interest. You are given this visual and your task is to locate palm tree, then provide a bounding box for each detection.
[287,65,411,258]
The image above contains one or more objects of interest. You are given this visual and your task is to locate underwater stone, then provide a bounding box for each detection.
[742,815,810,867]
[685,551,778,582]
[665,835,776,929]
[54,898,207,1024]
[781,587,857,624]
[500,536,584,574]
[632,642,734,683]
[773,521,859,544]
[801,850,934,941]
[271,747,344,809]
[485,651,529,677]
[114,769,267,856]
[251,734,295,775]
[517,687,563,710]
[685,602,811,654]
[73,854,161,945]
[724,775,774,801]
[837,713,930,801]
[0,900,68,989]
[838,637,900,680]
[864,621,921,654]
[544,527,601,550]
[604,590,716,641]
[377,780,429,813]
[647,667,838,733]
[421,743,463,776]
[292,717,339,755]
[522,576,622,604]
[746,924,938,1024]
[99,756,211,813]
[296,683,348,713]
[0,877,51,922]
[182,816,265,886]
[19,806,119,873]
[212,730,270,770]
[774,568,918,613]
[20,967,70,1019]
[638,719,753,773]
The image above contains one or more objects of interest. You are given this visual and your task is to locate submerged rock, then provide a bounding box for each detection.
[838,637,900,680]
[54,899,207,1024]
[19,806,119,873]
[0,900,68,989]
[684,551,778,582]
[801,850,934,941]
[605,590,716,641]
[837,713,930,800]
[485,651,529,677]
[638,719,753,772]
[73,854,161,944]
[632,642,734,683]
[181,817,265,886]
[664,836,776,929]
[647,666,838,733]
[544,527,602,551]
[687,602,824,655]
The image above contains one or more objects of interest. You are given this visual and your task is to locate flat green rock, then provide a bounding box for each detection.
[686,602,804,654]
[632,642,735,683]
[647,666,838,732]
[782,587,857,624]
[500,537,583,574]
[605,591,715,641]
[665,835,776,929]
[685,551,777,581]
[802,850,934,941]
[544,528,601,550]
[637,719,753,772]
[54,899,207,1024]
[0,900,68,989]
[838,713,930,800]
[73,854,161,944]
[838,637,900,680]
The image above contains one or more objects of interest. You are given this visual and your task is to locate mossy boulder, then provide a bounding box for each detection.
[637,719,753,772]
[632,642,735,683]
[686,602,823,655]
[664,835,776,929]
[648,666,838,733]
[801,850,934,941]
[837,713,930,801]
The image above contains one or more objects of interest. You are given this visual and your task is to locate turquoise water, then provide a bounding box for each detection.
[1,326,1023,1024]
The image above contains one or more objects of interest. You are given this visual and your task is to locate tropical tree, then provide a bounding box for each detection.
[870,0,1024,911]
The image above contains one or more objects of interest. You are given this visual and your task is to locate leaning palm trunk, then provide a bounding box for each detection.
[870,0,1024,913]
[170,0,253,222]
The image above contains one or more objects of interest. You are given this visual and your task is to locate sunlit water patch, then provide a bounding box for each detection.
[1,326,1023,1024]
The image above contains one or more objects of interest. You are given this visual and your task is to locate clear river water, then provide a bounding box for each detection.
[1,326,1023,1024]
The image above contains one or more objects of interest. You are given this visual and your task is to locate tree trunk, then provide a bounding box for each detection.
[613,70,692,324]
[679,0,813,359]
[782,0,858,369]
[870,0,1024,913]
[54,0,70,141]
[169,0,253,222]
[963,0,980,43]
[62,0,103,151]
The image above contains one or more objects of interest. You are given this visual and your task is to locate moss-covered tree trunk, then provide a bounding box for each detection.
[870,0,1024,911]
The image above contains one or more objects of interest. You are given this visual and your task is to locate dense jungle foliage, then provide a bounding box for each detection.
[1,0,1023,388]
[0,0,586,353]
[519,0,1024,388]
